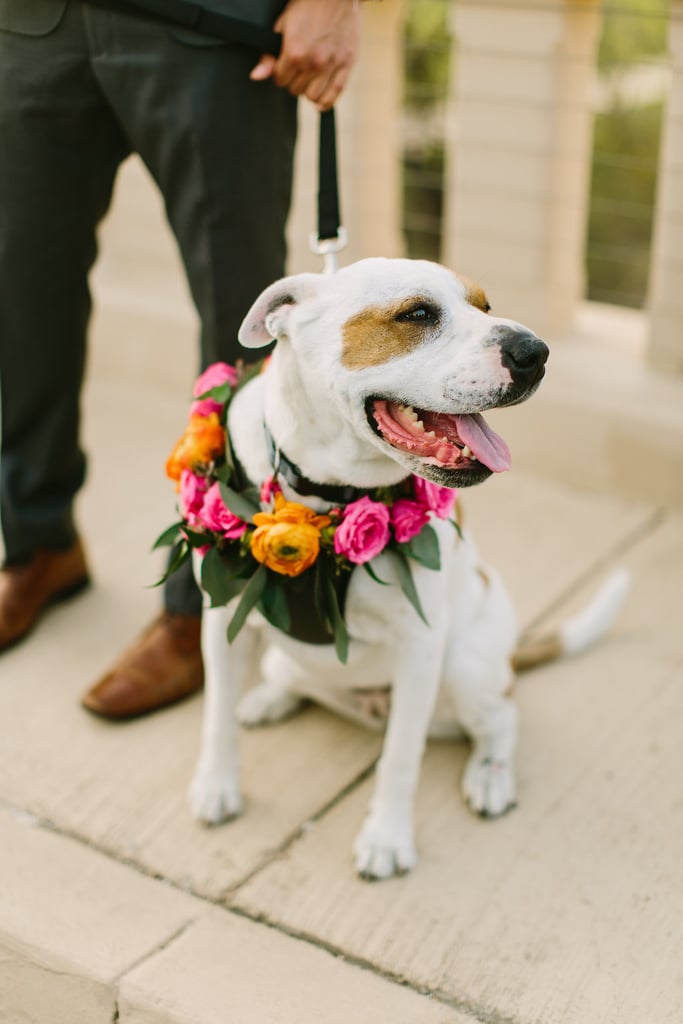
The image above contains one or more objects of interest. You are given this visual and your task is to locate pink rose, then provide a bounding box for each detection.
[390,499,430,544]
[198,482,247,539]
[190,397,223,417]
[259,474,281,506]
[412,477,458,519]
[193,362,238,398]
[180,470,209,527]
[334,496,391,565]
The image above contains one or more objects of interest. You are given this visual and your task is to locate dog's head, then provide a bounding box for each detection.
[239,258,548,489]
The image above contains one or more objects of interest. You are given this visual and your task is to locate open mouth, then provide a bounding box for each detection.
[367,398,511,474]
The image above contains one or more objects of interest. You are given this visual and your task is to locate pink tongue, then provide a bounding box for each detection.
[455,413,511,473]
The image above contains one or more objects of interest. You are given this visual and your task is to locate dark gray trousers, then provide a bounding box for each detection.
[0,0,296,615]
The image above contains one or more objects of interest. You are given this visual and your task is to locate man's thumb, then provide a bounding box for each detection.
[250,55,277,81]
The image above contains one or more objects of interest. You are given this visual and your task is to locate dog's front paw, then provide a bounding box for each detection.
[237,680,304,727]
[188,769,243,825]
[352,813,417,880]
[462,755,516,819]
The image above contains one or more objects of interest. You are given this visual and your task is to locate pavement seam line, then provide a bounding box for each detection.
[1,796,516,1023]
[222,757,379,896]
[226,904,523,1024]
[113,917,198,985]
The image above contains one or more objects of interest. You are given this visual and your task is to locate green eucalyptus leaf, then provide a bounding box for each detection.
[183,527,211,549]
[197,381,233,405]
[152,523,184,550]
[201,547,247,608]
[313,561,331,630]
[450,517,463,540]
[214,461,232,484]
[363,560,390,585]
[227,564,267,644]
[324,576,349,664]
[403,523,440,571]
[260,576,291,632]
[152,541,191,587]
[393,549,429,627]
[218,482,260,523]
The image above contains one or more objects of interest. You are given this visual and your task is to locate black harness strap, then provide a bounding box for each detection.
[265,424,379,505]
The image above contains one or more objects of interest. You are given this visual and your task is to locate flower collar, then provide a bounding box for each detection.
[158,362,460,662]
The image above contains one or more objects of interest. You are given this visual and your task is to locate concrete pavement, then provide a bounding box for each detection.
[1,157,681,1024]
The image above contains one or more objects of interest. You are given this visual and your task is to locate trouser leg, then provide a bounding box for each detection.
[86,12,297,614]
[0,6,129,563]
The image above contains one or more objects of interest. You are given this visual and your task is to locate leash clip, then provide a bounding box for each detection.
[309,227,348,275]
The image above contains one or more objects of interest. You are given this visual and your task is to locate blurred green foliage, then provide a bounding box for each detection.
[586,103,663,307]
[403,0,451,107]
[402,0,671,308]
[599,0,668,69]
[587,1,668,306]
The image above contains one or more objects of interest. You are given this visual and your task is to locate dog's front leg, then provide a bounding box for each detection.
[353,638,443,880]
[188,603,258,825]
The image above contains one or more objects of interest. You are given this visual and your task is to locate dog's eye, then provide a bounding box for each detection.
[396,304,439,325]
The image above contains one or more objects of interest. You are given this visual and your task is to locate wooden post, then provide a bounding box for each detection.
[442,0,601,338]
[647,1,683,372]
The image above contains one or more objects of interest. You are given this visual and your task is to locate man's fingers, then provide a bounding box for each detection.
[250,54,277,81]
[308,66,349,111]
[253,0,361,107]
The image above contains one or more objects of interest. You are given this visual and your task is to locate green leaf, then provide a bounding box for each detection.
[242,485,262,507]
[324,577,349,664]
[183,527,211,549]
[218,482,260,523]
[214,461,232,485]
[197,381,234,405]
[363,560,390,585]
[450,517,463,541]
[402,524,440,571]
[260,576,291,633]
[151,541,191,587]
[200,547,247,608]
[313,561,331,630]
[152,523,184,550]
[393,549,429,627]
[227,565,267,644]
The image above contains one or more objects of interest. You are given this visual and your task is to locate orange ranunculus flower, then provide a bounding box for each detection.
[250,494,331,576]
[165,413,225,481]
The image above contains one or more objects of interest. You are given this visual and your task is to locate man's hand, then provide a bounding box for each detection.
[250,0,361,111]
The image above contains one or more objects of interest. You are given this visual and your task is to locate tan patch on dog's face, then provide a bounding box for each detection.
[341,298,438,370]
[456,274,491,314]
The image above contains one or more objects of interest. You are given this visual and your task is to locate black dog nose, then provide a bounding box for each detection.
[499,330,549,387]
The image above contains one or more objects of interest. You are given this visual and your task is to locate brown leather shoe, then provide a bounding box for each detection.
[81,612,203,719]
[0,540,90,651]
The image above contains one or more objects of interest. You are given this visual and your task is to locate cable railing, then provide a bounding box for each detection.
[401,0,671,311]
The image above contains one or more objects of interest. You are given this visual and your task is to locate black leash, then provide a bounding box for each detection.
[83,0,344,257]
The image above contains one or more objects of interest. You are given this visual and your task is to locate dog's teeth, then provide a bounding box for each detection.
[425,430,436,438]
[462,445,472,458]
[415,420,424,431]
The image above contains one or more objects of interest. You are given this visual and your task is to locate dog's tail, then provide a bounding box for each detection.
[511,569,631,673]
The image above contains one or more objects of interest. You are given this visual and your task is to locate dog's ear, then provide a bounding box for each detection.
[238,274,321,348]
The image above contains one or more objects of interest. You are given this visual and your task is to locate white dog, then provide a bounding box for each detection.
[187,257,628,880]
